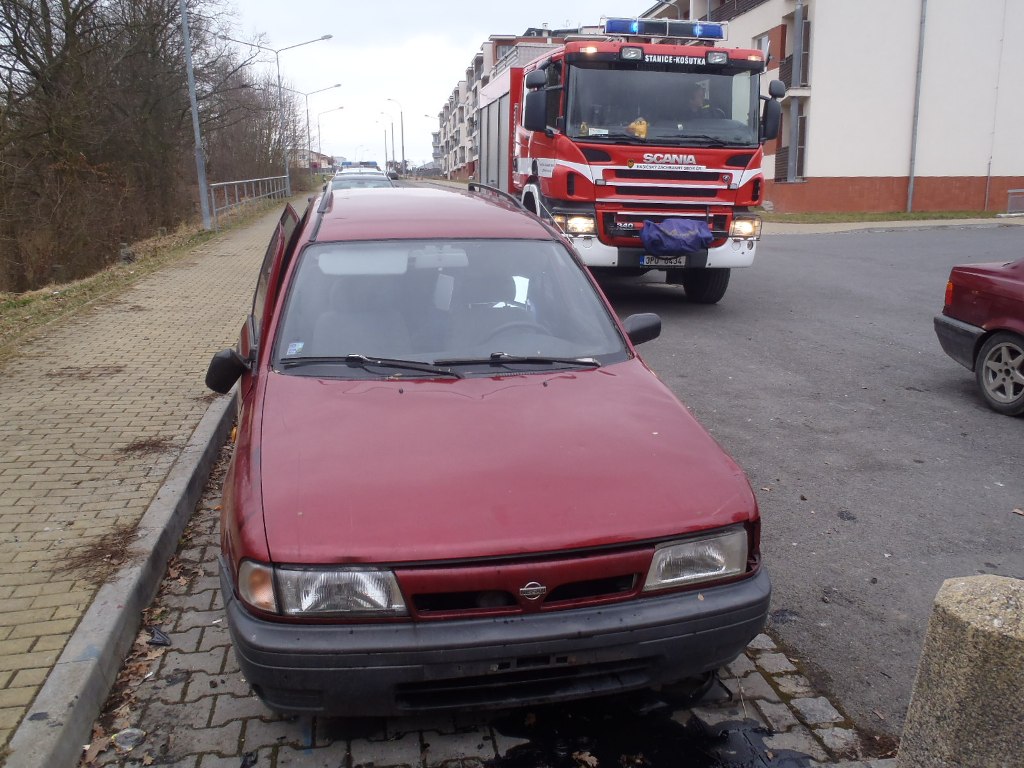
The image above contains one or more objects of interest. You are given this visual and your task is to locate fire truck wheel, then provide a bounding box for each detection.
[681,268,730,304]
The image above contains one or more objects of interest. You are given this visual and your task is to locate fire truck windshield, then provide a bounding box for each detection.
[565,64,760,147]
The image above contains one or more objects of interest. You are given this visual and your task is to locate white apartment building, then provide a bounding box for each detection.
[435,29,571,181]
[646,0,1024,212]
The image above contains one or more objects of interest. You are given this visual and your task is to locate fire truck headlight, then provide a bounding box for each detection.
[620,47,643,61]
[729,216,762,239]
[552,214,596,235]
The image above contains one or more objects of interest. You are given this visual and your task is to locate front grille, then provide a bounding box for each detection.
[411,573,638,616]
[395,658,653,711]
[399,548,650,619]
[607,185,719,198]
[613,169,720,182]
[603,211,729,240]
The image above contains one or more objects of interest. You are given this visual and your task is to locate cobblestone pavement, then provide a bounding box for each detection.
[0,203,289,750]
[80,445,897,768]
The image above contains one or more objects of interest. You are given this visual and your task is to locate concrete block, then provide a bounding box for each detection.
[896,575,1024,768]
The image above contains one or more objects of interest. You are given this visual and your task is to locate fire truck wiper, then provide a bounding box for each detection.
[588,132,648,144]
[677,134,731,147]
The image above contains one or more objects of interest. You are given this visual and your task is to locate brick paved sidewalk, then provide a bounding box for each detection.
[0,204,288,753]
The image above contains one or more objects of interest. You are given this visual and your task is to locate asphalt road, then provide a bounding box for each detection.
[598,223,1024,739]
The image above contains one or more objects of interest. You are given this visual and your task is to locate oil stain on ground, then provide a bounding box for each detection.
[487,689,817,768]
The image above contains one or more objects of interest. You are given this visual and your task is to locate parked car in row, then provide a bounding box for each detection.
[205,184,770,716]
[328,174,395,191]
[934,254,1024,416]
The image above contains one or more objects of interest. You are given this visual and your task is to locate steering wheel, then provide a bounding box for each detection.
[483,320,549,342]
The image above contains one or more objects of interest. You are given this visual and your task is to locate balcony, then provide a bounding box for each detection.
[708,0,771,22]
[779,55,810,89]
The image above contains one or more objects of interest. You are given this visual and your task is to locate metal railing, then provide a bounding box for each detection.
[208,175,288,231]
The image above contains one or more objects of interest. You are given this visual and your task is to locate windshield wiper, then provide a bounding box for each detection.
[675,134,732,147]
[578,132,648,145]
[280,354,463,378]
[434,352,601,369]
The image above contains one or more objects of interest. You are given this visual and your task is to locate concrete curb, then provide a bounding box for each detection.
[4,392,237,768]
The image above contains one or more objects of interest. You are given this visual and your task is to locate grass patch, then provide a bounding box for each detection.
[761,209,998,224]
[0,197,288,363]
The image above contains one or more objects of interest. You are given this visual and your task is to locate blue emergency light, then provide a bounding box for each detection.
[603,17,728,41]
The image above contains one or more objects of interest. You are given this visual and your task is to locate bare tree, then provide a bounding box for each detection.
[0,0,309,292]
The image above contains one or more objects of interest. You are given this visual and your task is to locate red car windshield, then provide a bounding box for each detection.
[272,239,628,372]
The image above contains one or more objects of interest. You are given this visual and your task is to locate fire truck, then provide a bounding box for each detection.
[477,17,786,303]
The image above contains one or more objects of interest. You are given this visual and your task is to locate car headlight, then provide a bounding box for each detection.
[729,216,762,239]
[277,567,408,617]
[237,561,408,617]
[642,528,748,591]
[552,214,597,235]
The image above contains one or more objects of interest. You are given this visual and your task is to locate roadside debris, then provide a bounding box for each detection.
[111,727,146,751]
[145,626,171,646]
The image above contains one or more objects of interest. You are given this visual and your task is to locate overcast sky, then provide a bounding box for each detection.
[224,0,658,167]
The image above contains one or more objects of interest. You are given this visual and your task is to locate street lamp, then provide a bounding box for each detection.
[316,106,345,168]
[179,0,210,229]
[379,112,396,172]
[386,97,405,175]
[281,83,340,180]
[218,32,333,195]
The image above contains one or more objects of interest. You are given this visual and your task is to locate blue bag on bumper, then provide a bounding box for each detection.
[640,218,713,256]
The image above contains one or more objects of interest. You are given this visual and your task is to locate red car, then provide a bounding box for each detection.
[934,255,1024,416]
[205,185,769,716]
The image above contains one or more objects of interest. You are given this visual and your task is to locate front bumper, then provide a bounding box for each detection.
[220,562,770,716]
[569,234,757,269]
[934,313,984,370]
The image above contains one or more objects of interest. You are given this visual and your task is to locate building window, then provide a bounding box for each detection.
[752,32,770,58]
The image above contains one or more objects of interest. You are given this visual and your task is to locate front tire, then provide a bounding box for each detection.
[679,268,730,304]
[975,331,1024,416]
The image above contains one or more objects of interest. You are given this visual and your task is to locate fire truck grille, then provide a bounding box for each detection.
[603,212,729,240]
[613,169,721,182]
[607,185,720,198]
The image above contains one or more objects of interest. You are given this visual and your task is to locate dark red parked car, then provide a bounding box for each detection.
[934,255,1024,416]
[205,185,769,716]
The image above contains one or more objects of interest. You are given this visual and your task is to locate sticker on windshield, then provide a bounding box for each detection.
[286,342,304,355]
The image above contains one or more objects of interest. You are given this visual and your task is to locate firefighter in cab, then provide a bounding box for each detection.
[682,82,711,120]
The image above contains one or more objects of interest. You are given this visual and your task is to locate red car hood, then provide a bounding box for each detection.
[258,360,756,564]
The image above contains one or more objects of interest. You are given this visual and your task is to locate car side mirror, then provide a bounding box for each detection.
[387,171,399,180]
[205,348,250,394]
[622,313,661,346]
[768,79,787,99]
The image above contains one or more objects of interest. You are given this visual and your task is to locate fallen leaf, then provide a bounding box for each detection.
[1013,508,1024,517]
[82,736,110,765]
[143,754,154,765]
[760,486,771,492]
[573,751,599,767]
[800,494,808,501]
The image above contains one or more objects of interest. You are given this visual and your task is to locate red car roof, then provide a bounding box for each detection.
[314,187,555,242]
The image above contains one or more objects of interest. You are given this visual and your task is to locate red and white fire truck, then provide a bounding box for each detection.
[477,17,785,303]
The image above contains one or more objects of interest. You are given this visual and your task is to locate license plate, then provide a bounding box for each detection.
[641,255,686,266]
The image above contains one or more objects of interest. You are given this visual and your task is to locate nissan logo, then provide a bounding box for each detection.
[519,581,548,601]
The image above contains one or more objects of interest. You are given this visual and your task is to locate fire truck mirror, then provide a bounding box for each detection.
[761,99,781,142]
[768,79,787,99]
[525,70,546,89]
[524,90,548,133]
